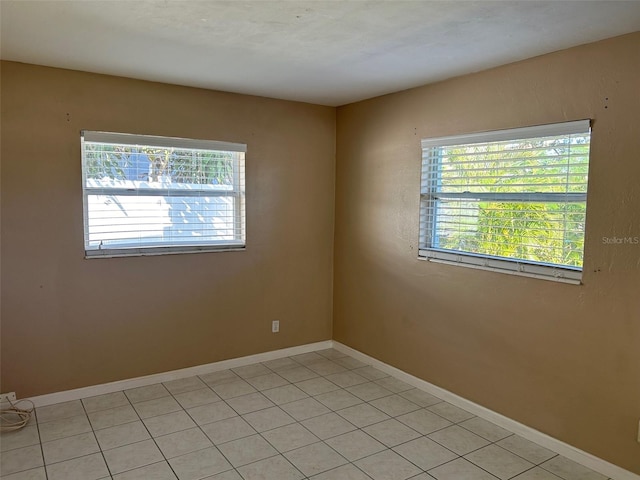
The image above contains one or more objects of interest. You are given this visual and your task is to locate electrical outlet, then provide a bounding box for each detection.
[272,320,280,333]
[0,392,16,404]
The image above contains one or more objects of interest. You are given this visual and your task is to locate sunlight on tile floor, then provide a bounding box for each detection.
[0,349,613,480]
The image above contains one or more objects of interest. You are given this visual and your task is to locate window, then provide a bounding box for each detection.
[81,131,246,258]
[419,120,591,283]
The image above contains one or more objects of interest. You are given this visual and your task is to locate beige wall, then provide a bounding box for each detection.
[334,33,640,473]
[1,62,335,398]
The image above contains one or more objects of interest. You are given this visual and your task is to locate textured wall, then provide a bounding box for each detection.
[334,33,640,473]
[1,62,335,397]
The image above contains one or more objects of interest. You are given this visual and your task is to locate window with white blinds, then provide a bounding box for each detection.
[81,131,246,258]
[419,120,591,283]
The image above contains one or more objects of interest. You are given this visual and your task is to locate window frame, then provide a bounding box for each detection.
[81,131,246,259]
[418,120,591,284]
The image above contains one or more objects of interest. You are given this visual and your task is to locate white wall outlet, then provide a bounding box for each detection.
[0,392,17,404]
[272,320,280,333]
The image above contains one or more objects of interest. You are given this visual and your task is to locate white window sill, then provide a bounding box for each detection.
[418,249,582,285]
[85,244,246,259]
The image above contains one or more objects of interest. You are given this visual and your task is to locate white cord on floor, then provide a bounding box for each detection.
[0,398,35,432]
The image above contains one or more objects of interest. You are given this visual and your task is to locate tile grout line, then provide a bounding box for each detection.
[80,397,113,480]
[141,382,209,479]
[34,409,50,480]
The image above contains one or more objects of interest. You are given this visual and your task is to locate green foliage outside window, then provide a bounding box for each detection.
[83,143,235,185]
[429,135,589,268]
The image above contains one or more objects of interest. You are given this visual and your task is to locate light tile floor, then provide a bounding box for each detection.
[0,349,613,480]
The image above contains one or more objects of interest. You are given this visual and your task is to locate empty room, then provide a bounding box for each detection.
[1,1,639,479]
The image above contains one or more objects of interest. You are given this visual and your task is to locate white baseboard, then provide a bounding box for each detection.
[28,340,332,408]
[332,341,639,480]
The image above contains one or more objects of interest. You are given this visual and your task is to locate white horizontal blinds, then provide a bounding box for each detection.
[420,120,591,274]
[81,131,246,256]
[83,131,247,153]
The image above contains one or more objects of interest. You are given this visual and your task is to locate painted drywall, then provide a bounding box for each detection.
[0,62,335,397]
[334,32,640,473]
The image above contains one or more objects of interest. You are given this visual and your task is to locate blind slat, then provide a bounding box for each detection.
[420,192,587,202]
[83,131,247,152]
[421,120,590,148]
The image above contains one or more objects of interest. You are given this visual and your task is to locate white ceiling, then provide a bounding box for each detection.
[1,1,639,106]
